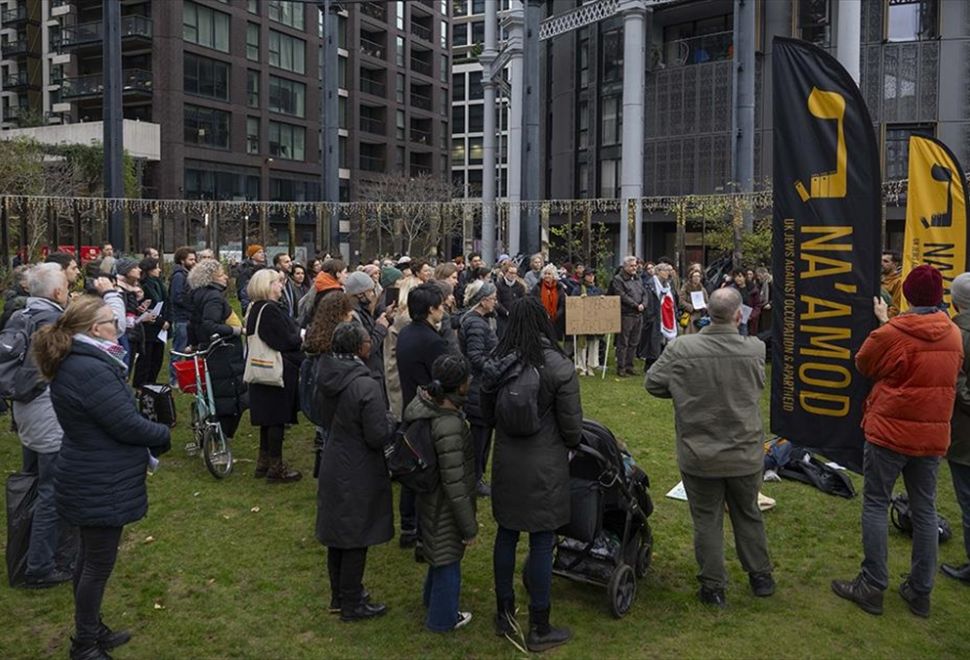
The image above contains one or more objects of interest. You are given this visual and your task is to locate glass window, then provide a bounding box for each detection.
[468,70,482,99]
[468,104,484,133]
[471,20,484,45]
[578,100,588,149]
[600,95,620,145]
[268,1,304,30]
[247,23,259,61]
[440,88,448,116]
[439,53,448,83]
[248,0,259,15]
[454,0,467,17]
[396,36,405,66]
[577,161,589,197]
[468,138,483,164]
[396,73,405,103]
[452,72,465,101]
[268,121,306,160]
[184,53,230,101]
[885,123,934,180]
[452,104,464,133]
[396,146,406,174]
[183,1,230,53]
[247,117,260,154]
[452,22,467,47]
[472,0,484,14]
[396,109,406,139]
[579,37,589,87]
[451,138,465,164]
[396,1,405,30]
[268,30,306,73]
[440,20,448,48]
[184,104,230,149]
[599,159,618,198]
[798,0,831,48]
[268,75,306,117]
[247,70,260,107]
[602,29,623,83]
[887,0,938,42]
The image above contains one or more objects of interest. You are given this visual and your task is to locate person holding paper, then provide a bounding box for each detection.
[133,257,169,388]
[679,268,709,335]
[644,287,774,608]
[114,258,156,372]
[727,270,761,337]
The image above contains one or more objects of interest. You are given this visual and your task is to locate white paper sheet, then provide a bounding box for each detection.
[665,481,688,501]
[156,328,168,344]
[150,302,163,317]
[740,304,753,324]
[690,291,706,309]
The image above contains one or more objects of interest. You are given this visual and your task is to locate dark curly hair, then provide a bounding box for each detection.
[426,354,470,402]
[304,292,356,353]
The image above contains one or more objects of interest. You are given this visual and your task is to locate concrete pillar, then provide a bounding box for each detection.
[480,1,499,265]
[619,0,647,260]
[505,2,524,257]
[521,0,542,256]
[731,0,755,230]
[837,0,861,84]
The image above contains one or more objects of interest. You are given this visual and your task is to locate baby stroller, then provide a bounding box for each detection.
[547,419,654,618]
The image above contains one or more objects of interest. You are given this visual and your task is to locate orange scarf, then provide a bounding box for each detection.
[540,281,559,320]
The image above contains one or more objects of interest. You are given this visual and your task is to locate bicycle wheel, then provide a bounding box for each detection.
[202,421,233,479]
[185,403,203,456]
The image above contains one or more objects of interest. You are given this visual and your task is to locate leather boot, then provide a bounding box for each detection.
[831,573,883,615]
[254,449,269,478]
[941,562,970,584]
[69,637,112,660]
[494,596,516,637]
[526,607,571,652]
[265,458,302,483]
[96,619,131,651]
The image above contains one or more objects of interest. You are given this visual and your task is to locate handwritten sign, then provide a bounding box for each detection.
[566,296,621,336]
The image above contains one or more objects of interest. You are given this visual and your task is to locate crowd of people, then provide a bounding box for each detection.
[2,243,969,659]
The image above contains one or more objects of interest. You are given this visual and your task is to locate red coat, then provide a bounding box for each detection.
[855,312,963,457]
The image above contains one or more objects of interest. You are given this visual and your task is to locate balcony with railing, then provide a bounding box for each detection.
[1,4,35,29]
[360,154,385,172]
[360,1,387,23]
[409,126,431,146]
[54,15,152,51]
[410,86,432,111]
[410,20,432,42]
[410,55,432,78]
[61,68,152,101]
[662,30,733,68]
[1,38,29,58]
[2,69,34,90]
[359,73,386,98]
[360,33,386,61]
[359,114,385,136]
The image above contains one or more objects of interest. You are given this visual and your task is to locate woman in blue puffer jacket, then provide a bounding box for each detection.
[32,295,170,660]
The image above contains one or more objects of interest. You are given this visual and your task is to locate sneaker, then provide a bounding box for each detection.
[698,586,727,608]
[24,568,73,589]
[749,572,775,597]
[899,579,930,618]
[831,574,883,615]
[453,611,473,630]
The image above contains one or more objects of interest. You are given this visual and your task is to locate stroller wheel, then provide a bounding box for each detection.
[635,527,653,579]
[607,564,636,618]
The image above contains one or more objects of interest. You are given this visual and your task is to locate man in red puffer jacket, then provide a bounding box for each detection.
[832,265,963,619]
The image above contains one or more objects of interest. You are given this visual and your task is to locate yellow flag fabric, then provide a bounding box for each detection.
[901,135,968,314]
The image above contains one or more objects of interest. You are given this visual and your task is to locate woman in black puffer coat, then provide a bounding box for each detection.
[244,269,304,483]
[33,295,170,660]
[458,280,498,495]
[481,297,583,653]
[187,259,247,440]
[315,323,396,622]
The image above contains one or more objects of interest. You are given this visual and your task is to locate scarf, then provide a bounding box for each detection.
[653,276,677,341]
[74,333,129,372]
[540,280,559,320]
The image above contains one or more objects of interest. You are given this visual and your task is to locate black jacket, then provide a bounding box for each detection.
[315,354,395,549]
[481,340,583,532]
[495,277,526,338]
[529,281,569,341]
[50,341,170,528]
[353,300,388,390]
[236,259,266,313]
[458,310,497,424]
[169,265,192,323]
[396,319,451,412]
[245,300,304,427]
[611,271,647,316]
[188,284,247,419]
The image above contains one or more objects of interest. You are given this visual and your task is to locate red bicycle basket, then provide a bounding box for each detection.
[174,359,206,394]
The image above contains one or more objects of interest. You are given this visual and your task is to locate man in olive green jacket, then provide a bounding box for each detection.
[943,273,970,583]
[645,287,773,607]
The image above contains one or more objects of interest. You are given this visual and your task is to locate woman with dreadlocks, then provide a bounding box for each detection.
[480,297,583,653]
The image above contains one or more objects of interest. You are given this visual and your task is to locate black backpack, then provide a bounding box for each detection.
[383,418,438,493]
[890,492,952,544]
[495,363,543,437]
[299,354,325,426]
[0,308,45,403]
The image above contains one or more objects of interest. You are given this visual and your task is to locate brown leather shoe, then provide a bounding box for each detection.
[254,450,269,478]
[266,460,302,483]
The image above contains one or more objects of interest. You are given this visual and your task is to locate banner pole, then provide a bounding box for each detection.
[602,333,611,380]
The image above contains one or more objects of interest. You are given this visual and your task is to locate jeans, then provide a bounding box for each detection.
[471,424,492,482]
[861,442,940,593]
[493,526,555,610]
[327,547,368,612]
[74,526,123,643]
[680,470,772,590]
[423,561,462,632]
[948,460,970,562]
[118,334,131,369]
[22,448,65,577]
[616,315,642,373]
[169,321,189,386]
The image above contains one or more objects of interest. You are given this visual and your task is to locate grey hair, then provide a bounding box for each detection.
[187,258,224,290]
[540,263,558,278]
[26,263,67,300]
[622,255,637,266]
[331,321,368,355]
[708,287,742,324]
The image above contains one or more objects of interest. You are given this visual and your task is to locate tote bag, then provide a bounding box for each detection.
[243,304,284,387]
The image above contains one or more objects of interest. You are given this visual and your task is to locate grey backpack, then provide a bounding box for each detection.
[0,309,45,403]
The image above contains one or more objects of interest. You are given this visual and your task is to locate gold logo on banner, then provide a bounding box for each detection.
[901,135,968,314]
[795,88,847,202]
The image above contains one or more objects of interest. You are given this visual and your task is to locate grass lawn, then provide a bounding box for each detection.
[1,363,968,658]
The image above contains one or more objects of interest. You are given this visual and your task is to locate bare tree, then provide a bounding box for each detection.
[358,173,461,258]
